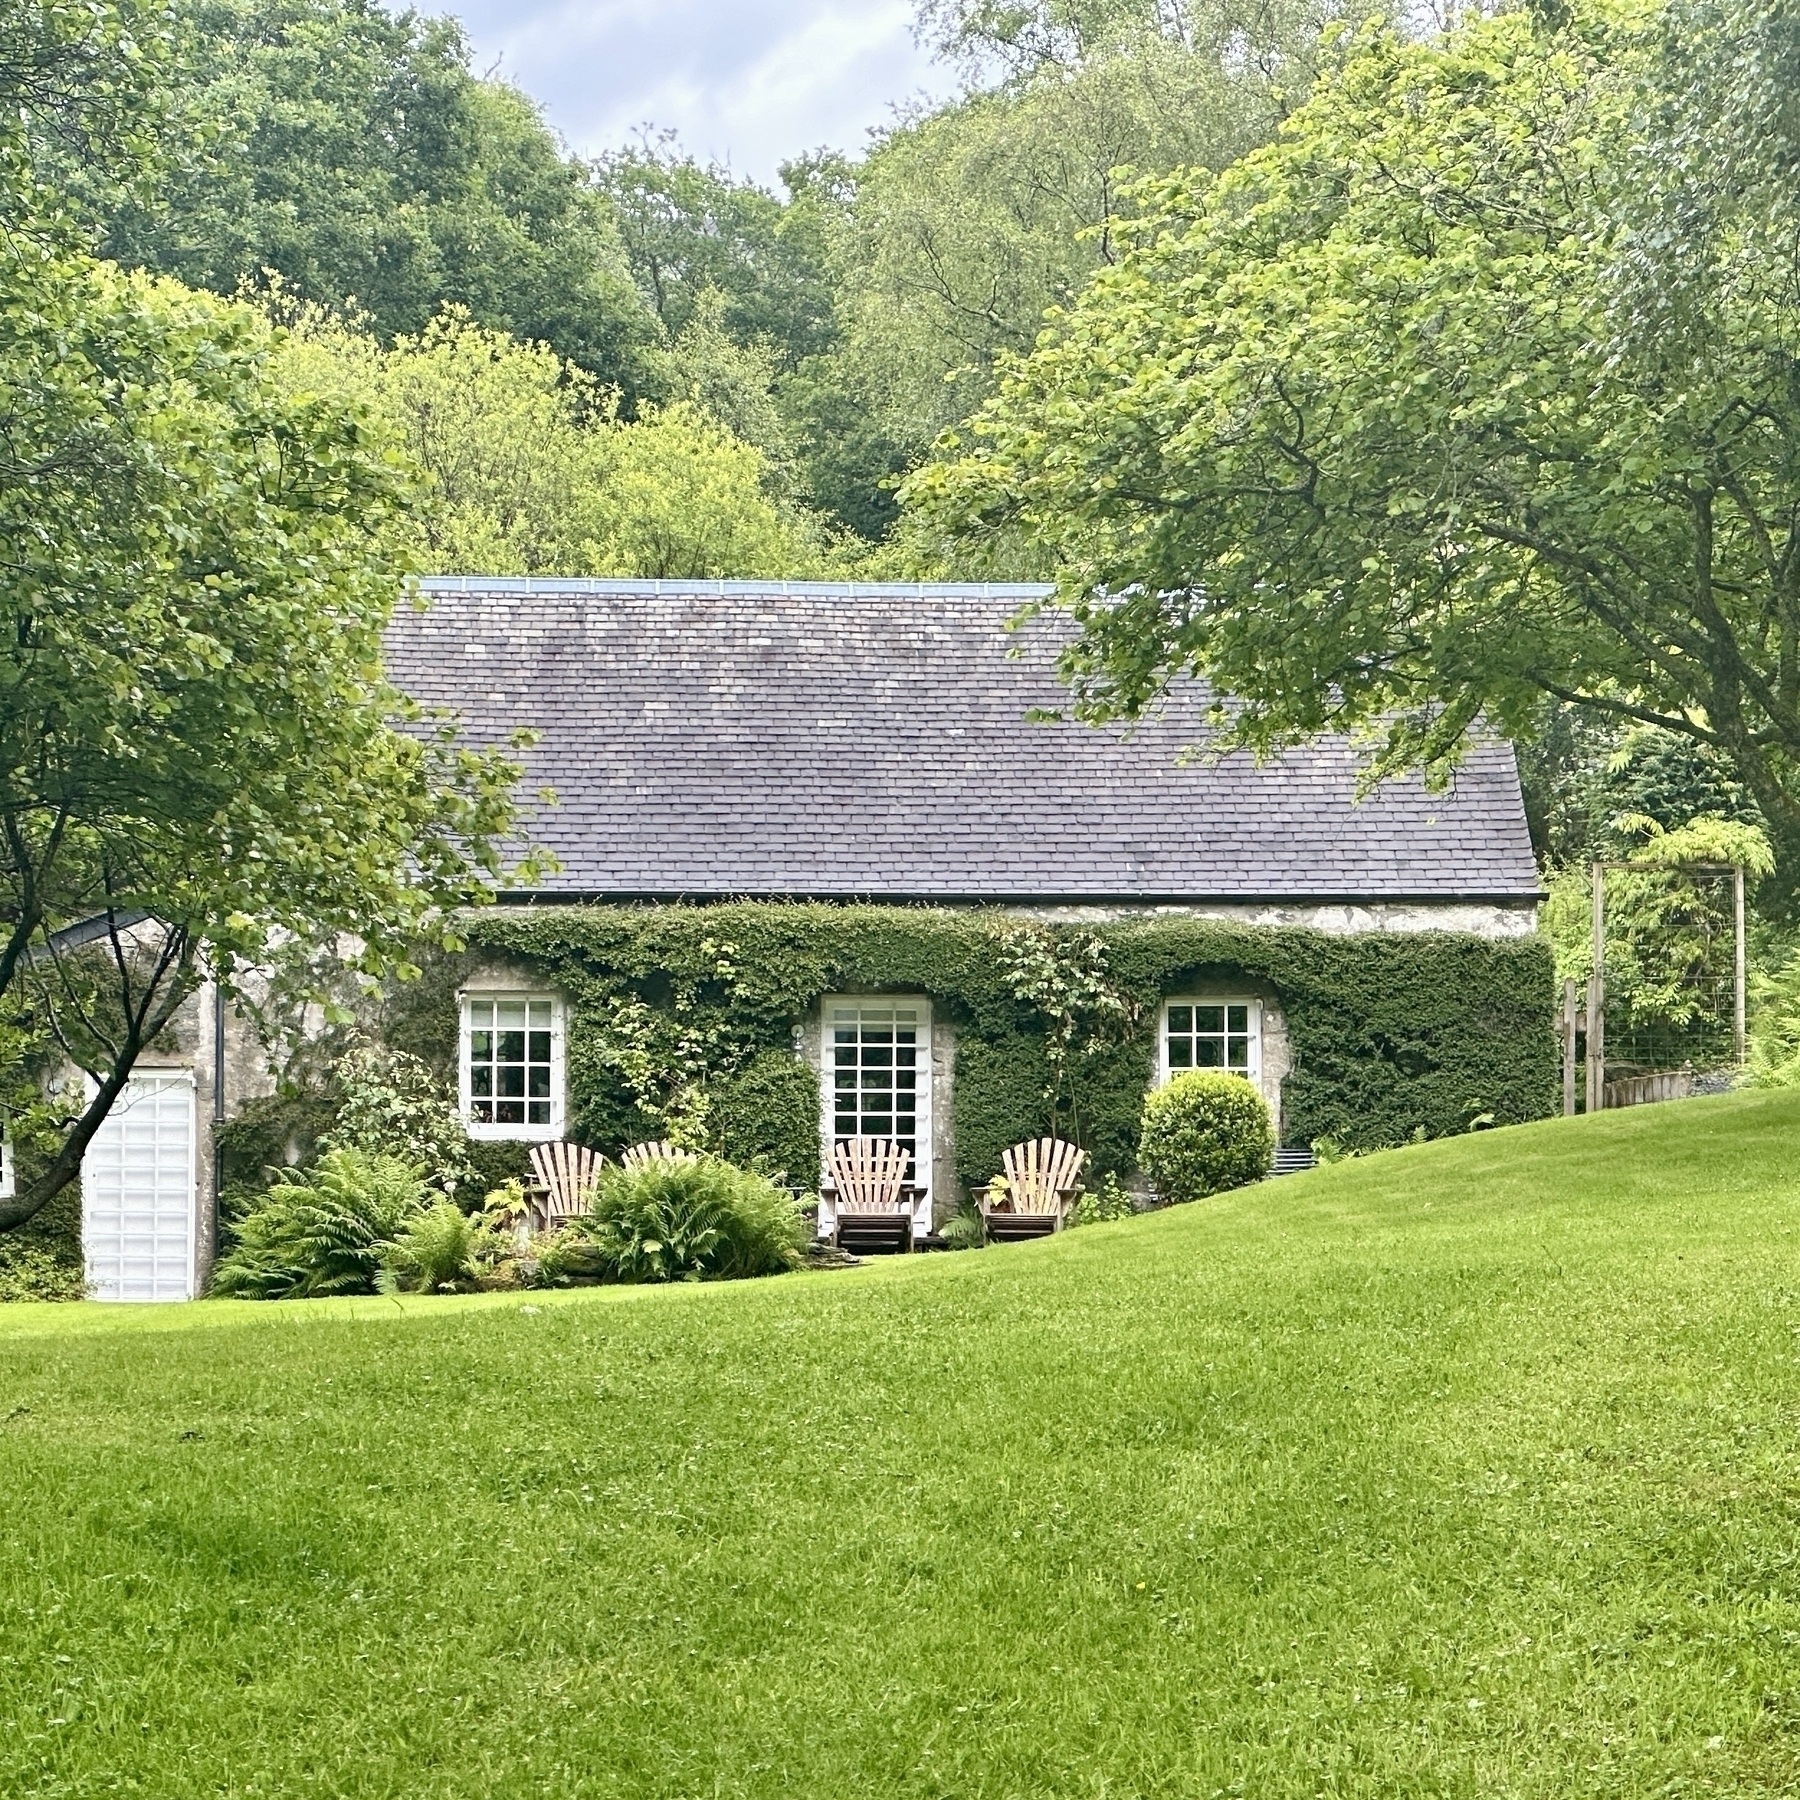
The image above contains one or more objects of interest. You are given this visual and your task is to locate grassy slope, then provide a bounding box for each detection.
[4,1095,1800,1798]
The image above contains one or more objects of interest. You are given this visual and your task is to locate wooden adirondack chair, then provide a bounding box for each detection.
[819,1136,917,1255]
[983,1137,1087,1243]
[620,1139,699,1173]
[527,1141,606,1230]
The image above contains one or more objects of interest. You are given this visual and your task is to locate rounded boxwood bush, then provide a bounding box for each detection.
[1138,1073,1274,1204]
[566,1156,806,1283]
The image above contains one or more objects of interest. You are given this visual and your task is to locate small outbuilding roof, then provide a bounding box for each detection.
[387,579,1541,905]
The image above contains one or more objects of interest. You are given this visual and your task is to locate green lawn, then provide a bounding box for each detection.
[6,1095,1800,1797]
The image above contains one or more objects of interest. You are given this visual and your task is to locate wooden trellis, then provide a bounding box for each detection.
[1561,858,1745,1117]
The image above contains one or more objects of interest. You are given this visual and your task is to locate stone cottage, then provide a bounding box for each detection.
[67,578,1551,1298]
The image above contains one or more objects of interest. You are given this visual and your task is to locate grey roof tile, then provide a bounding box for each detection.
[387,580,1542,902]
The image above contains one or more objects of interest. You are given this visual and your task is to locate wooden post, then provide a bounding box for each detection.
[1562,978,1578,1116]
[1587,861,1605,1112]
[1734,862,1747,1067]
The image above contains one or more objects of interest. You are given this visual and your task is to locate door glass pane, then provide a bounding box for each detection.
[826,1003,923,1177]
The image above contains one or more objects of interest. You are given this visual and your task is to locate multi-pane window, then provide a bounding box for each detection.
[1163,1000,1258,1080]
[828,1000,924,1173]
[462,993,562,1138]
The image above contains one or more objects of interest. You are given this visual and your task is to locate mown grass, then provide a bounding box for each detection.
[5,1093,1800,1797]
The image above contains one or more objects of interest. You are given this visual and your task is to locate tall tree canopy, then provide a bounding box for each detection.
[910,0,1800,898]
[280,309,827,579]
[1,2,531,1228]
[812,0,1368,540]
[83,0,663,395]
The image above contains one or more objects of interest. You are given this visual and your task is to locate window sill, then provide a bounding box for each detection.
[466,1121,564,1143]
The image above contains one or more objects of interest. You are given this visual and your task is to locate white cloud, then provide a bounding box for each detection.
[423,0,960,185]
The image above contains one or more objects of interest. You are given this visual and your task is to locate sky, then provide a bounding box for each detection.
[417,0,963,189]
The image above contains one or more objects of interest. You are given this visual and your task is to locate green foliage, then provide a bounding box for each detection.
[1520,713,1763,869]
[0,253,532,1230]
[837,25,1308,494]
[209,1148,425,1299]
[0,1241,87,1304]
[998,922,1139,1141]
[455,902,1556,1172]
[1138,1071,1274,1203]
[594,139,837,371]
[215,1089,337,1198]
[280,308,824,579]
[1746,945,1800,1087]
[1067,1170,1135,1228]
[326,1041,472,1197]
[909,0,1800,900]
[1542,815,1774,1069]
[916,0,1362,80]
[458,1140,533,1215]
[566,1157,806,1284]
[1,1,171,242]
[379,1199,477,1296]
[937,1192,988,1250]
[0,1185,84,1302]
[706,1050,821,1189]
[87,0,662,395]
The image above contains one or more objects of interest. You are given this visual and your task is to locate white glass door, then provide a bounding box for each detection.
[820,997,933,1214]
[83,1069,197,1302]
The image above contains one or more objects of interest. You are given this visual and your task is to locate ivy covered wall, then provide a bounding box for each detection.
[374,904,1557,1189]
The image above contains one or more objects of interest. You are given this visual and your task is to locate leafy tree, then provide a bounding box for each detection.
[5,0,173,224]
[0,270,532,1231]
[594,138,840,370]
[0,10,533,1231]
[816,0,1368,540]
[916,0,1359,81]
[909,1,1800,900]
[85,0,663,395]
[1519,710,1761,868]
[281,308,825,578]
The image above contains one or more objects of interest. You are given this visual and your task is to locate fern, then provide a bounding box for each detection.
[382,1200,477,1294]
[211,1150,425,1299]
[565,1158,804,1283]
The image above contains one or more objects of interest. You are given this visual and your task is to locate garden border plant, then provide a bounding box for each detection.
[370,904,1557,1185]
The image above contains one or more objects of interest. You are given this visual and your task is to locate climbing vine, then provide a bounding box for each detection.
[997,924,1140,1144]
[369,904,1556,1188]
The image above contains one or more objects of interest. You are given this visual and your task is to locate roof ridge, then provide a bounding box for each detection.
[414,577,1059,599]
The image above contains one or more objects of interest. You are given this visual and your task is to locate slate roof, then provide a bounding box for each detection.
[387,580,1542,904]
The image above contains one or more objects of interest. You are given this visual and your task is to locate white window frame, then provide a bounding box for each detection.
[459,990,566,1142]
[819,994,934,1237]
[1158,996,1262,1086]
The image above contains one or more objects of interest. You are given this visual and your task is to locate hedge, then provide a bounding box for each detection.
[363,904,1557,1188]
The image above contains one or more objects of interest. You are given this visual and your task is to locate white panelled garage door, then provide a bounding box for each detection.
[83,1070,197,1302]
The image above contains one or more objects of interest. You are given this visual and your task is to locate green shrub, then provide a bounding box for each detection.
[1067,1171,1137,1229]
[0,1241,87,1302]
[211,1149,426,1299]
[455,1139,533,1212]
[327,1042,473,1196]
[566,1157,806,1283]
[1138,1074,1274,1204]
[0,1183,84,1302]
